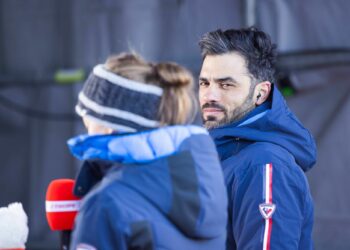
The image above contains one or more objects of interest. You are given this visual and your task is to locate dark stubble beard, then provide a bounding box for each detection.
[202,88,256,130]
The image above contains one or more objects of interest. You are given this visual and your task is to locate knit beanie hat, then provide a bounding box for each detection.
[76,64,163,133]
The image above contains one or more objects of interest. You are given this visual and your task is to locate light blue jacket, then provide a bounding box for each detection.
[68,125,227,250]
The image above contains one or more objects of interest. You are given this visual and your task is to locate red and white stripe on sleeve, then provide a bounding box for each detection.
[259,163,275,250]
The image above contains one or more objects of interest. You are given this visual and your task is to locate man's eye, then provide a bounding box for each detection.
[199,81,209,86]
[221,83,232,89]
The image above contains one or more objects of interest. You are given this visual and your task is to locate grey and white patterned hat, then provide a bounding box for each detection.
[76,64,163,133]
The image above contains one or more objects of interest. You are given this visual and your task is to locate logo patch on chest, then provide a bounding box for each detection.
[259,203,276,219]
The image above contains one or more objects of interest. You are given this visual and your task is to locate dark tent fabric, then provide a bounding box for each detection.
[0,1,243,249]
[287,78,350,250]
[1,0,350,249]
[0,85,82,248]
[70,0,243,71]
[255,0,350,52]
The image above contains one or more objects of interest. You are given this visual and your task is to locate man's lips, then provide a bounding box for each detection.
[201,103,226,116]
[202,108,224,114]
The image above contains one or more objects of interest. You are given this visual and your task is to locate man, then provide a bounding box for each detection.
[198,27,317,250]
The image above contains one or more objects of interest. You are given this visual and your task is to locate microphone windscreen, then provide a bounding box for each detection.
[0,202,28,249]
[45,179,80,231]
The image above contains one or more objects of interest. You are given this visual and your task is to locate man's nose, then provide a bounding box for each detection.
[202,84,221,103]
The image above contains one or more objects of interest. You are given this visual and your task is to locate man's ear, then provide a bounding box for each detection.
[254,81,272,105]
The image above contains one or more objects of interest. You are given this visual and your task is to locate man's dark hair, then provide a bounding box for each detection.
[199,27,277,84]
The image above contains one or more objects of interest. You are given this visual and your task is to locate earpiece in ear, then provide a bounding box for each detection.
[256,93,261,100]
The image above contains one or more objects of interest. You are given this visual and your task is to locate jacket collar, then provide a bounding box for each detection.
[67,125,208,164]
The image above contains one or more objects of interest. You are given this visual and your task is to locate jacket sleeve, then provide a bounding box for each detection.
[69,194,128,250]
[230,162,313,250]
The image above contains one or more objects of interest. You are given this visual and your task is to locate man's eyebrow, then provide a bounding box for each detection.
[214,77,238,83]
[199,77,208,82]
[199,77,238,83]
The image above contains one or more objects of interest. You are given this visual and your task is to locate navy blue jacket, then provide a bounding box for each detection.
[210,86,317,250]
[67,125,227,250]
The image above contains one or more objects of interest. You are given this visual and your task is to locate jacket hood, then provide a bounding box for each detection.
[210,86,317,172]
[68,125,206,164]
[68,125,227,240]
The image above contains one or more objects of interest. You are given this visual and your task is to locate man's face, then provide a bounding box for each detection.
[199,52,256,129]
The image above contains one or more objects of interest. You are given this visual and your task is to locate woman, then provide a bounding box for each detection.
[68,53,227,250]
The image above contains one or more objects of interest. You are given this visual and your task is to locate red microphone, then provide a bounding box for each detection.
[46,179,81,250]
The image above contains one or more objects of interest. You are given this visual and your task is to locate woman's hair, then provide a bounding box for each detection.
[104,52,198,126]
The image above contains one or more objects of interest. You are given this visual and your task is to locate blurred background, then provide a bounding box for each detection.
[0,0,349,249]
